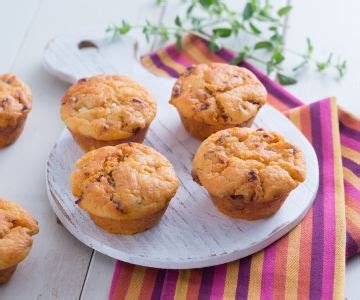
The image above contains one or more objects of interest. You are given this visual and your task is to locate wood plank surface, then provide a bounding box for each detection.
[0,0,163,299]
[0,0,359,299]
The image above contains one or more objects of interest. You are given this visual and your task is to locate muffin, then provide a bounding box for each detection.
[192,128,306,220]
[70,143,179,234]
[0,198,39,284]
[61,75,157,152]
[169,63,267,140]
[0,74,32,148]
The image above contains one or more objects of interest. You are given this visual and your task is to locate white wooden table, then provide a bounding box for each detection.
[0,0,359,299]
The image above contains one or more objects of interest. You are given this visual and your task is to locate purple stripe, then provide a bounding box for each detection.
[260,245,276,300]
[343,157,360,177]
[345,181,360,203]
[309,101,325,300]
[160,270,179,299]
[341,134,360,152]
[165,45,191,68]
[198,267,215,300]
[210,264,227,299]
[148,53,180,78]
[340,120,360,140]
[216,47,235,62]
[109,261,123,299]
[235,256,251,299]
[151,269,166,300]
[346,231,359,258]
[319,100,336,299]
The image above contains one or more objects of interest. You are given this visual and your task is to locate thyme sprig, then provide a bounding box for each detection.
[107,0,346,85]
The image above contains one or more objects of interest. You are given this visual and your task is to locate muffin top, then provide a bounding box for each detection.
[192,128,306,202]
[0,199,39,269]
[170,63,267,125]
[61,75,157,141]
[0,74,32,128]
[71,143,179,220]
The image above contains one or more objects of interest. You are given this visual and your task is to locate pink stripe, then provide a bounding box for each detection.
[341,135,360,151]
[320,102,336,299]
[164,46,191,67]
[260,244,276,300]
[109,261,124,300]
[345,181,360,202]
[160,270,179,299]
[210,264,227,299]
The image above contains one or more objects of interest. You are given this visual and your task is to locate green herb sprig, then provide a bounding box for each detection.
[107,0,346,85]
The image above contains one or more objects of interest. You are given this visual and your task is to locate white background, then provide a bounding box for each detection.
[0,0,359,299]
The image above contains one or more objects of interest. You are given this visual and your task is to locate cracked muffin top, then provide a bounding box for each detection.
[169,63,267,125]
[0,199,39,269]
[61,75,157,141]
[0,74,32,128]
[71,143,179,220]
[192,127,306,202]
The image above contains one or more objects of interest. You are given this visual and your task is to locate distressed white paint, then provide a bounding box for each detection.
[0,0,164,299]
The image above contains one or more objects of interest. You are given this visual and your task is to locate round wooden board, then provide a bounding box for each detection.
[44,30,319,269]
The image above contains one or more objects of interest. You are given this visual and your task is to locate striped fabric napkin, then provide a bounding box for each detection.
[109,35,360,299]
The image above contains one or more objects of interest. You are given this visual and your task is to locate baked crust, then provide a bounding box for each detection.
[0,74,32,147]
[70,143,179,234]
[179,114,254,141]
[61,75,156,145]
[69,125,148,152]
[192,127,306,219]
[0,198,39,284]
[170,63,267,139]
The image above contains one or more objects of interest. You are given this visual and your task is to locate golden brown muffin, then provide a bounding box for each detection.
[0,198,39,284]
[0,74,32,148]
[169,63,267,140]
[70,143,179,234]
[192,128,306,220]
[61,75,157,152]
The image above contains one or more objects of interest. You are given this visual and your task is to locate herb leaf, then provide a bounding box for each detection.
[249,22,261,34]
[230,47,250,65]
[254,41,273,50]
[277,73,297,85]
[213,28,232,37]
[175,16,182,27]
[243,3,254,20]
[277,5,292,17]
[108,0,346,83]
[199,0,217,8]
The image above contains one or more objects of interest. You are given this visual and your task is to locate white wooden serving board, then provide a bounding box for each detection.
[43,30,319,269]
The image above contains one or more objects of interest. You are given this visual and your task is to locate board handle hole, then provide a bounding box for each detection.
[78,40,98,50]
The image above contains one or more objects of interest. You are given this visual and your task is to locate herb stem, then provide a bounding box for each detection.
[108,0,346,84]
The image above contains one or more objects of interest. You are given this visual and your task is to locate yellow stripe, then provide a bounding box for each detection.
[287,108,301,130]
[182,37,220,64]
[347,205,360,224]
[157,48,186,74]
[140,56,170,77]
[181,35,207,63]
[124,266,146,300]
[330,98,346,300]
[247,251,264,300]
[223,260,239,299]
[343,167,360,188]
[339,106,360,130]
[284,224,301,298]
[342,145,360,165]
[174,270,191,300]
